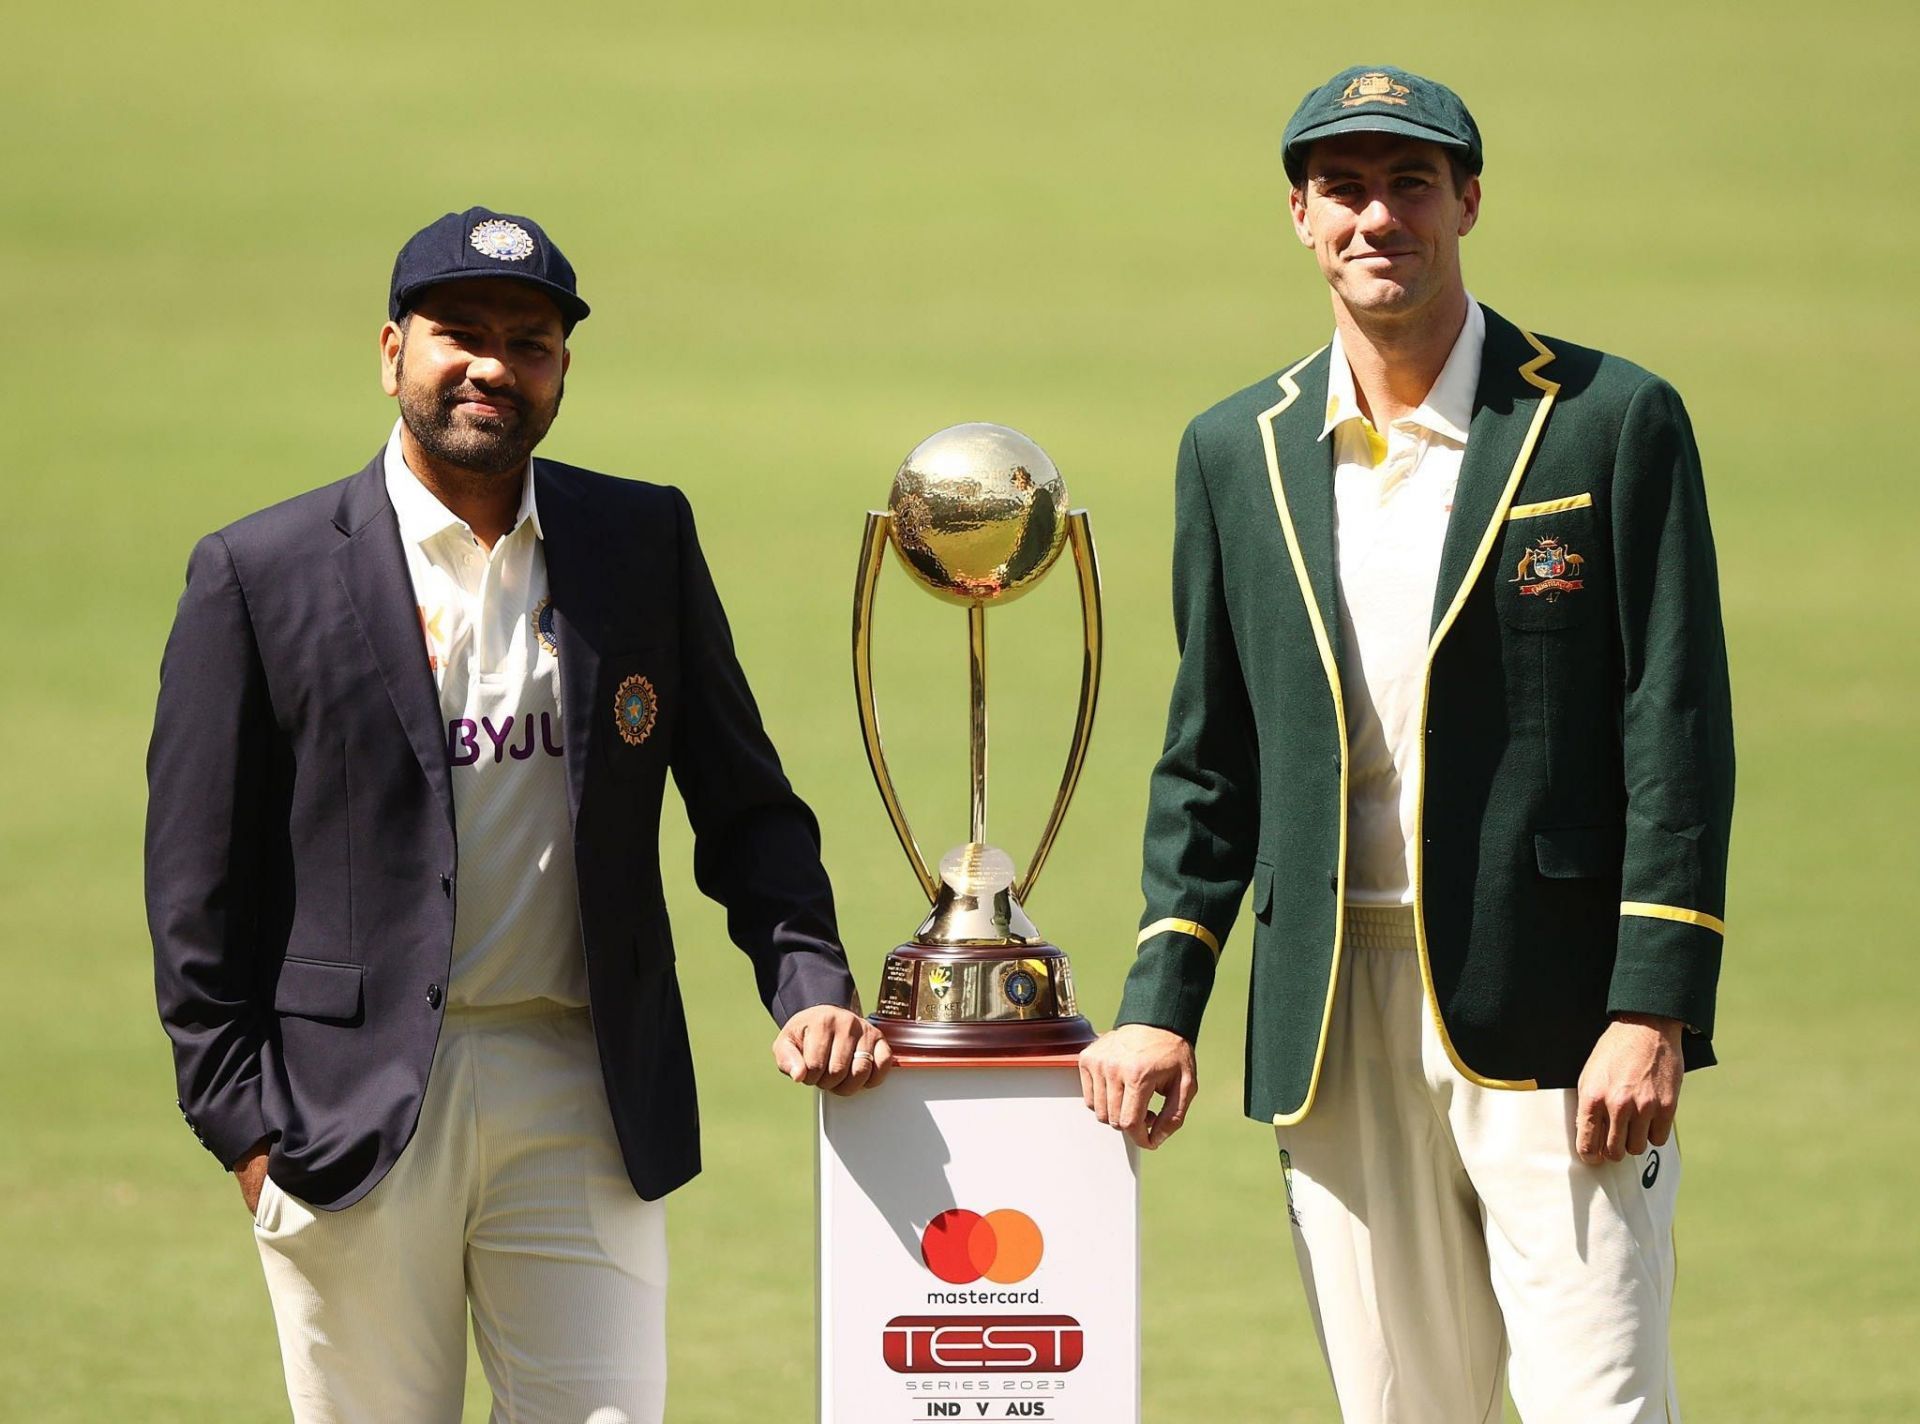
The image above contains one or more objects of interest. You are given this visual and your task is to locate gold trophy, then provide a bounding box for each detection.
[853,423,1101,1054]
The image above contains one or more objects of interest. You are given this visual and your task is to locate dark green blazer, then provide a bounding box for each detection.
[1114,305,1734,1126]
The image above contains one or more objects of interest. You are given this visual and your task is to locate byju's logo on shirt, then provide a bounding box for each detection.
[449,713,564,767]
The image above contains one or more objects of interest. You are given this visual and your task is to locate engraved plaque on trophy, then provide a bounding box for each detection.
[852,423,1102,1054]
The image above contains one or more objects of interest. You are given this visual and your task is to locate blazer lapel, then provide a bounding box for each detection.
[1428,306,1562,643]
[1258,346,1343,673]
[331,457,454,831]
[534,463,602,826]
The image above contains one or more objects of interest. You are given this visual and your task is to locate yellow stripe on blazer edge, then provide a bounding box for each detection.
[1407,327,1563,1095]
[1257,347,1351,1128]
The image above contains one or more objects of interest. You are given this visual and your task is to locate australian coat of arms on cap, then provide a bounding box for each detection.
[470,219,536,262]
[1510,535,1587,601]
[613,673,659,746]
[1340,72,1412,107]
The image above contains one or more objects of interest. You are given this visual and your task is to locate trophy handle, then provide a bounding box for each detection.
[853,511,940,902]
[1016,510,1103,904]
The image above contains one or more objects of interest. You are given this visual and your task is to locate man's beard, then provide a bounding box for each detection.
[395,354,563,478]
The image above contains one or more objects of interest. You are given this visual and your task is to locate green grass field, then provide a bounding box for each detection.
[5,1,1917,1418]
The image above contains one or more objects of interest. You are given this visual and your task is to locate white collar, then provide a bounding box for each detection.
[381,420,543,545]
[1319,296,1485,446]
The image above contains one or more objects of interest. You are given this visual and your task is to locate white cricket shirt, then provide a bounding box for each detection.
[1323,300,1485,907]
[383,423,588,1009]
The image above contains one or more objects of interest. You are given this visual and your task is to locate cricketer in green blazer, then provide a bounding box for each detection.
[1113,302,1734,1127]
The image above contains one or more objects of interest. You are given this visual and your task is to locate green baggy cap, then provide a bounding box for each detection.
[1281,65,1482,183]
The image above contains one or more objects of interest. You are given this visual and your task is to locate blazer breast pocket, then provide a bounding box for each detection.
[603,647,677,778]
[1498,495,1601,632]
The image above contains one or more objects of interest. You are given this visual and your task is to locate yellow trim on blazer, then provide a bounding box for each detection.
[1137,917,1223,959]
[1621,901,1727,937]
[1407,329,1563,1094]
[1507,491,1593,520]
[1257,346,1349,1129]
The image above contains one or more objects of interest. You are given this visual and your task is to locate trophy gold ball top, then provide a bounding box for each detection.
[886,422,1070,607]
[853,422,1102,1056]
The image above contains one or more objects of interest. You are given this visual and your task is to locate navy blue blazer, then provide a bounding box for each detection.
[146,452,855,1208]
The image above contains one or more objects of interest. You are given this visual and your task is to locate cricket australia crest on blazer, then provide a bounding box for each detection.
[1510,535,1587,601]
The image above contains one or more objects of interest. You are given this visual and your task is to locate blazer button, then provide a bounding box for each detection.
[425,983,443,1009]
[440,874,453,897]
[1328,871,1339,890]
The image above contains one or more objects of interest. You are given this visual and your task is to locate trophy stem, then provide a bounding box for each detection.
[968,602,988,845]
[1016,510,1104,905]
[853,511,938,902]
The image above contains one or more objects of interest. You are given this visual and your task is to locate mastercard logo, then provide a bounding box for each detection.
[920,1208,1044,1285]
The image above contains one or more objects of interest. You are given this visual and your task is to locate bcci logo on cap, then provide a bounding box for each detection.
[470,218,536,262]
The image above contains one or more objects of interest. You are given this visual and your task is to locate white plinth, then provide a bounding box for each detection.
[818,1058,1139,1424]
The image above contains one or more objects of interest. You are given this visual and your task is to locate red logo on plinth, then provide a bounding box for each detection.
[881,1316,1085,1372]
[920,1208,1045,1284]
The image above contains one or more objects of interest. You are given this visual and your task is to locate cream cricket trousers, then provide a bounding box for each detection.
[252,1003,669,1424]
[1274,907,1680,1424]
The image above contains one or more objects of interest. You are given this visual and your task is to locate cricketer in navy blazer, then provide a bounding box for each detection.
[146,452,856,1209]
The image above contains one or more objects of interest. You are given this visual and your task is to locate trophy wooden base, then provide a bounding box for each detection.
[871,1013,1097,1055]
[868,939,1096,1055]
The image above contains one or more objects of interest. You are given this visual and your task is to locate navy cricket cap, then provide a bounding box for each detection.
[1281,66,1483,184]
[388,205,590,331]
